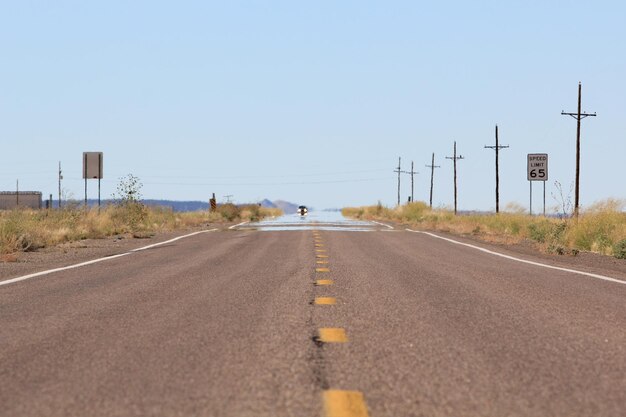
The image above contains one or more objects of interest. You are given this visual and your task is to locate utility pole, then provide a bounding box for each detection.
[224,195,234,204]
[561,82,596,217]
[16,179,19,207]
[403,161,418,203]
[425,153,440,209]
[484,124,509,213]
[445,141,464,215]
[393,157,402,206]
[58,161,63,209]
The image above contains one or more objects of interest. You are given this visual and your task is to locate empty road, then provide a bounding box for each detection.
[1,212,625,416]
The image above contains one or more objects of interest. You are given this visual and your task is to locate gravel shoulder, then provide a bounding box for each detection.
[0,224,235,281]
[400,222,626,279]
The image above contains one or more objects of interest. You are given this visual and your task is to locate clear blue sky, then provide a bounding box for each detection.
[1,1,624,211]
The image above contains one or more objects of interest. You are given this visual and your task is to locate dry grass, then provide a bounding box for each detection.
[343,199,626,259]
[0,204,281,255]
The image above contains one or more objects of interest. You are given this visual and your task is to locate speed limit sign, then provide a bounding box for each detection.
[527,154,548,181]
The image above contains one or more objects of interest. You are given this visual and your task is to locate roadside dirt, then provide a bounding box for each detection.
[401,222,626,279]
[0,225,235,281]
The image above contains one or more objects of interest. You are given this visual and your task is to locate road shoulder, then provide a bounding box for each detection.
[0,225,231,281]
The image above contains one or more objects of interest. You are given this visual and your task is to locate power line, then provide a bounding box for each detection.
[134,168,391,180]
[60,177,393,187]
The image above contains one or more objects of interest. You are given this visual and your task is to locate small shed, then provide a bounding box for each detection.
[0,192,43,210]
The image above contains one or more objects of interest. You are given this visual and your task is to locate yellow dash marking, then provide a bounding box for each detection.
[316,268,330,273]
[323,390,369,417]
[315,244,324,247]
[315,279,333,286]
[316,249,327,252]
[315,297,336,305]
[316,254,329,258]
[316,260,329,264]
[318,328,348,343]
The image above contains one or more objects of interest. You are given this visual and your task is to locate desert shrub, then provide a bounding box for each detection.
[613,239,626,259]
[527,219,553,243]
[400,202,429,222]
[217,203,240,221]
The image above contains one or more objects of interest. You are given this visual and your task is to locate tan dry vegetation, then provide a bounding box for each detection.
[342,199,626,259]
[0,204,281,255]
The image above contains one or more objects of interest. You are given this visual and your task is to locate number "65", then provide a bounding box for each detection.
[530,169,546,178]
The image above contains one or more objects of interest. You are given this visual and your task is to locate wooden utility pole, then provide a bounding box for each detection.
[403,161,418,203]
[425,153,440,209]
[484,125,509,213]
[561,82,596,217]
[58,161,63,209]
[445,142,464,215]
[410,161,415,203]
[393,157,402,206]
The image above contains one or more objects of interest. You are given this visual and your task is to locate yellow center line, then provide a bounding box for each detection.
[315,279,333,286]
[315,297,336,305]
[317,328,348,343]
[323,390,369,417]
[316,260,329,264]
[316,254,329,258]
[316,249,327,253]
[316,267,330,273]
[315,244,324,247]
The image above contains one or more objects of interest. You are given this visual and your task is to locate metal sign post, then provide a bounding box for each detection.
[83,152,104,210]
[527,153,548,216]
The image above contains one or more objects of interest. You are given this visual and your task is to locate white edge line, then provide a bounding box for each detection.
[371,220,394,229]
[406,229,626,286]
[229,221,249,230]
[0,228,218,287]
[131,229,217,252]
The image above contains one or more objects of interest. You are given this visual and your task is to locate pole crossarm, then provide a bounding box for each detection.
[561,111,597,120]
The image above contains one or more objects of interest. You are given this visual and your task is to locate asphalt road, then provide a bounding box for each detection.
[1,213,625,416]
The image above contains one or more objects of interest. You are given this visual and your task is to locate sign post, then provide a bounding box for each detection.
[527,153,548,215]
[83,152,104,209]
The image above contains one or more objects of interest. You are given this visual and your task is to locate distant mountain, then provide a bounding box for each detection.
[143,199,208,211]
[51,198,299,213]
[272,200,300,214]
[260,199,277,209]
